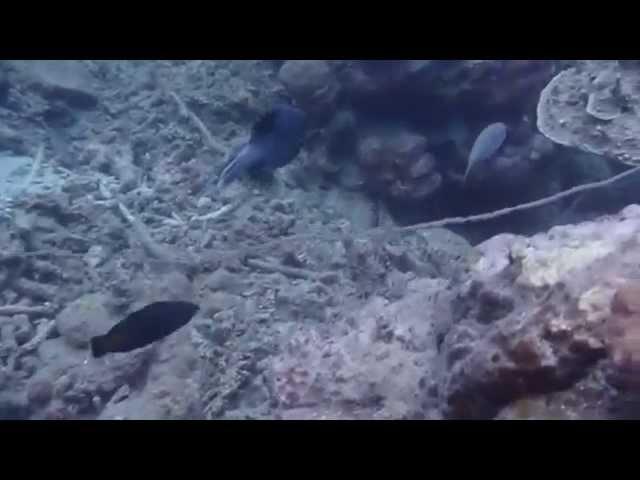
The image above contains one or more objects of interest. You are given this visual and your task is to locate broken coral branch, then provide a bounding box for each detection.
[117,201,170,260]
[169,91,229,157]
[0,305,53,317]
[18,319,56,355]
[245,258,322,281]
[111,145,139,193]
[192,196,249,223]
[22,144,43,191]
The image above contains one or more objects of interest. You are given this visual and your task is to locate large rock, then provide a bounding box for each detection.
[35,336,153,417]
[439,204,640,418]
[278,60,340,120]
[266,278,453,419]
[55,293,116,349]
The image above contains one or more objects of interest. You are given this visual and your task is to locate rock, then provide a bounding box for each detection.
[408,153,436,179]
[55,293,115,349]
[39,335,152,417]
[202,291,241,317]
[146,327,200,384]
[601,280,640,391]
[326,109,358,159]
[84,245,108,269]
[52,373,74,399]
[357,128,442,203]
[27,378,53,408]
[130,271,194,307]
[38,338,86,377]
[204,269,246,295]
[13,315,34,346]
[338,60,411,100]
[42,402,74,420]
[99,327,203,420]
[529,133,555,161]
[438,204,640,419]
[495,395,581,420]
[99,379,203,420]
[274,282,330,323]
[320,189,377,231]
[45,283,201,419]
[80,347,153,398]
[278,60,339,120]
[267,278,450,418]
[10,60,98,109]
[196,196,213,211]
[16,355,40,379]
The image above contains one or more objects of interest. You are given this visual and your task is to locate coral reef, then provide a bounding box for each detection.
[0,60,637,420]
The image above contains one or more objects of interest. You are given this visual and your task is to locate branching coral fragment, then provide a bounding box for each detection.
[22,145,43,191]
[18,319,55,355]
[169,91,229,157]
[0,305,52,317]
[117,201,170,260]
[245,258,321,281]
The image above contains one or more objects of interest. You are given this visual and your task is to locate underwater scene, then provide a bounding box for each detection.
[0,59,639,420]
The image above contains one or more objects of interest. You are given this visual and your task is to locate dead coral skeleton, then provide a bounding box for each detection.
[0,305,53,317]
[168,90,229,157]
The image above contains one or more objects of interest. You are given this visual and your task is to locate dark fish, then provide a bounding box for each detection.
[464,122,507,184]
[217,103,307,188]
[89,301,199,358]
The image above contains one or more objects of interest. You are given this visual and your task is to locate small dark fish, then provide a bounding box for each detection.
[217,103,306,188]
[89,301,199,358]
[464,122,507,184]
